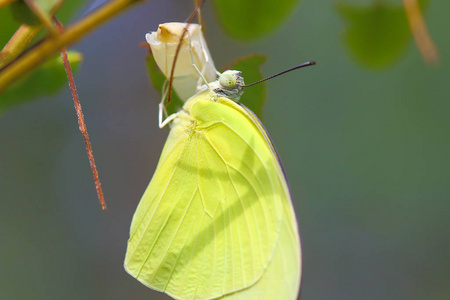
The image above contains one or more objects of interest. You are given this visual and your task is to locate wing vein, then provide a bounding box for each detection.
[178,211,206,296]
[131,140,190,277]
[226,164,253,285]
[202,128,269,267]
[153,186,199,286]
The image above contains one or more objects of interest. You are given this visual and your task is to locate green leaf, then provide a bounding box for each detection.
[211,0,301,41]
[9,1,40,26]
[9,0,61,25]
[337,1,411,69]
[0,51,83,112]
[225,54,267,120]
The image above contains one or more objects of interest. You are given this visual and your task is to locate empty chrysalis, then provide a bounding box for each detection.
[146,22,218,102]
[125,17,314,300]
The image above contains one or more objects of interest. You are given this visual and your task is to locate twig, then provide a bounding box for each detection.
[56,19,107,210]
[0,24,42,68]
[0,0,145,93]
[403,0,439,66]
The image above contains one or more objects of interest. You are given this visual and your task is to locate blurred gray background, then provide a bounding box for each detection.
[1,0,449,299]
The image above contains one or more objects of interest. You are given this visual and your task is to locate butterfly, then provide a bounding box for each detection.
[124,22,304,300]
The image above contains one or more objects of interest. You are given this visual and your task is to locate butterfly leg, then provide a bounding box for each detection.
[186,29,210,89]
[158,79,172,128]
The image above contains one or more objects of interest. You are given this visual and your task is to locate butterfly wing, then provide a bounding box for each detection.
[215,206,301,300]
[213,104,301,300]
[124,93,299,299]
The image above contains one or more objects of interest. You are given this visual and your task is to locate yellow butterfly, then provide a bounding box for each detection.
[125,22,307,300]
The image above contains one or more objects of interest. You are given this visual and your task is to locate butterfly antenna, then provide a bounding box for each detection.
[243,61,316,87]
[167,0,207,104]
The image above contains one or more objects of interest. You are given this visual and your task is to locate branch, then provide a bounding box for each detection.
[0,24,42,68]
[0,0,146,92]
[403,0,439,66]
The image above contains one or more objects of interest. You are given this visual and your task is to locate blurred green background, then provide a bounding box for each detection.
[1,0,449,299]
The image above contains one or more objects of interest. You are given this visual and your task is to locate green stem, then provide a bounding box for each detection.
[0,0,146,93]
[0,24,42,69]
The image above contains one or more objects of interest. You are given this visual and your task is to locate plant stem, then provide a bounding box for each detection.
[0,24,42,69]
[56,17,107,210]
[403,0,439,66]
[0,0,145,93]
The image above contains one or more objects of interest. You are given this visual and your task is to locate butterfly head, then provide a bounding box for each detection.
[211,70,245,101]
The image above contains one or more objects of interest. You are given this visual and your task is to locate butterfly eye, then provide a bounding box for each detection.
[219,72,237,89]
